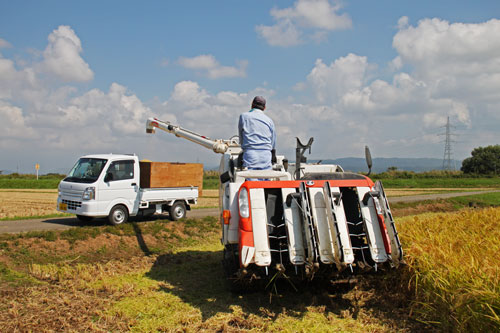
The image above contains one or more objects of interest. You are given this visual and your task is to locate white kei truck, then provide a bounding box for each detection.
[57,154,199,225]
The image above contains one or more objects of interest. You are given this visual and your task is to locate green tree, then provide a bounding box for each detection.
[461,145,500,174]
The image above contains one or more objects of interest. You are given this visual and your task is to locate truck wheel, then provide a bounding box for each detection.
[169,201,186,221]
[76,215,93,222]
[108,205,129,225]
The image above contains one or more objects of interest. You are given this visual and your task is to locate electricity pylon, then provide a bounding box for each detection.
[441,116,456,171]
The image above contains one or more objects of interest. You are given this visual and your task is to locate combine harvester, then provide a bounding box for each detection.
[146,117,403,286]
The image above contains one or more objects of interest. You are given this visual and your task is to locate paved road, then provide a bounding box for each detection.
[1,191,499,234]
[0,208,219,234]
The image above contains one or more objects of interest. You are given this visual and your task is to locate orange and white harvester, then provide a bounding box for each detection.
[146,117,403,286]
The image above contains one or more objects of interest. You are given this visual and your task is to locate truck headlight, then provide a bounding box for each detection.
[238,187,250,218]
[82,187,95,200]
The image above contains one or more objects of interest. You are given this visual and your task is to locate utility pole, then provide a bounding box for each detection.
[441,116,456,171]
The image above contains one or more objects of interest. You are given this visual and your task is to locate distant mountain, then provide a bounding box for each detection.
[312,157,462,173]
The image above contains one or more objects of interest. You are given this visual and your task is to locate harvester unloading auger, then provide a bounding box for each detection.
[146,117,403,286]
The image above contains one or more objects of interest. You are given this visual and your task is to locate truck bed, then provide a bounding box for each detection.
[139,186,198,203]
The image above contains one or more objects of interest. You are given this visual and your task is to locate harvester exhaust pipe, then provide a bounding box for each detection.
[365,146,372,176]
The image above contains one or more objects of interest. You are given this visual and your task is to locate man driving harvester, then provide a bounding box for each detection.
[238,96,276,170]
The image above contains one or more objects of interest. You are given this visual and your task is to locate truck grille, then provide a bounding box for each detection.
[60,190,82,199]
[62,199,82,210]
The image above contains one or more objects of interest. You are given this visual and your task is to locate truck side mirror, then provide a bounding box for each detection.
[104,172,114,182]
[365,146,372,176]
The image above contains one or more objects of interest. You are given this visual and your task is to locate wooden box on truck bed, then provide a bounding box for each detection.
[139,161,203,194]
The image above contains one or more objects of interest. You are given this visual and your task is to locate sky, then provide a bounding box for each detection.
[1,0,500,173]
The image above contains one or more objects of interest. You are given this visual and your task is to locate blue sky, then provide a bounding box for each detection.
[1,0,500,173]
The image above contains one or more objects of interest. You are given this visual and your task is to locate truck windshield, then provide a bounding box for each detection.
[63,158,108,183]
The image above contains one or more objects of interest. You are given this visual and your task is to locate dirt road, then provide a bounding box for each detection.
[1,190,499,234]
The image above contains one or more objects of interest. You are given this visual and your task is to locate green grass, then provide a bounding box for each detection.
[376,177,500,188]
[203,174,219,189]
[0,262,41,287]
[0,173,222,189]
[448,191,500,207]
[3,171,498,190]
[0,173,65,189]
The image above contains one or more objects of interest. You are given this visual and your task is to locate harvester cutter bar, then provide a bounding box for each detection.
[299,182,320,263]
[323,181,355,265]
[374,181,404,263]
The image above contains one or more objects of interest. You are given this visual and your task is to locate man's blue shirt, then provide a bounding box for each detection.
[238,108,276,170]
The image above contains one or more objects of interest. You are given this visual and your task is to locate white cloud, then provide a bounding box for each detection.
[0,54,40,100]
[177,54,247,79]
[169,80,209,106]
[58,83,151,135]
[397,16,409,30]
[393,18,500,99]
[306,53,370,103]
[257,0,352,47]
[0,100,37,144]
[40,25,94,82]
[256,19,302,47]
[0,38,12,49]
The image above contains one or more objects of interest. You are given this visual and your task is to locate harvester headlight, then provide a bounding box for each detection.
[82,187,95,200]
[238,187,250,218]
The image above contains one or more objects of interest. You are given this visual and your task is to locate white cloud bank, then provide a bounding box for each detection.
[2,17,500,172]
[256,0,352,46]
[283,18,500,159]
[0,26,151,172]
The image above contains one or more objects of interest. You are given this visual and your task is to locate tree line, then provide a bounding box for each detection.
[461,145,500,175]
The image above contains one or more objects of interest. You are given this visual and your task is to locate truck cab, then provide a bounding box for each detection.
[57,154,199,225]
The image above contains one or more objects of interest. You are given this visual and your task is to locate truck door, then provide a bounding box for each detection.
[100,159,139,215]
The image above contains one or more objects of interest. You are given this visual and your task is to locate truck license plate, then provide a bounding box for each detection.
[59,202,67,211]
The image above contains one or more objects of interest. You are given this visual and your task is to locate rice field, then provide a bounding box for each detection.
[0,189,59,219]
[0,217,422,332]
[1,188,500,330]
[398,208,500,331]
[0,189,219,220]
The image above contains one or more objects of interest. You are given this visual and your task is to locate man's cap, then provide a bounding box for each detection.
[252,96,266,110]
